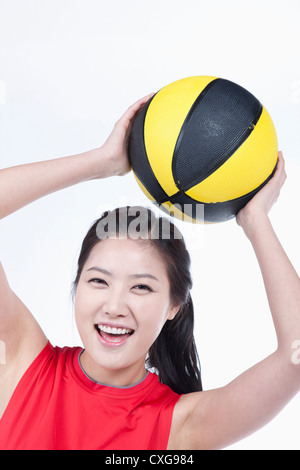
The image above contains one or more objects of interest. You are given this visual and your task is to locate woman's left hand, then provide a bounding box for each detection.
[236,151,287,232]
[101,93,155,177]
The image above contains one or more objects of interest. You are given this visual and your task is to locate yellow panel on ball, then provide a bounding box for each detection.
[186,106,278,203]
[144,76,217,197]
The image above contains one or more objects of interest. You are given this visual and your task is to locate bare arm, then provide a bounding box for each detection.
[169,152,300,450]
[0,94,153,220]
[0,94,152,362]
[0,149,107,220]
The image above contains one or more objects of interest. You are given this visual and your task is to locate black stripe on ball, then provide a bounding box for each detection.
[172,78,263,192]
[129,95,169,203]
[166,161,277,223]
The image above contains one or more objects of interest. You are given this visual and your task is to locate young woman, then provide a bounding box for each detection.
[0,95,299,450]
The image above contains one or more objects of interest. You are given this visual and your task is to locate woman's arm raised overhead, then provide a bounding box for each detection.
[0,95,152,370]
[0,94,153,220]
[168,152,300,450]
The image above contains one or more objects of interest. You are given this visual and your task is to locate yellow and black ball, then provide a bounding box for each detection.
[129,76,278,223]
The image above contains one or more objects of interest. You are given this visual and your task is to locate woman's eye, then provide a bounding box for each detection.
[88,278,107,286]
[133,284,153,292]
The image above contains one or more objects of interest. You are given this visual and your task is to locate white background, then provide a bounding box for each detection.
[0,0,299,450]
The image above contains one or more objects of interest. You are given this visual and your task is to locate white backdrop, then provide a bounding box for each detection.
[0,0,299,450]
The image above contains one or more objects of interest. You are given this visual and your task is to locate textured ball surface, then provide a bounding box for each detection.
[129,76,278,223]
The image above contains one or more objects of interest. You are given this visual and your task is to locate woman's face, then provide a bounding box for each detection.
[75,238,179,386]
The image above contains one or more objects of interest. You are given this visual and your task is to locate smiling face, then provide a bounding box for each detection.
[74,238,180,386]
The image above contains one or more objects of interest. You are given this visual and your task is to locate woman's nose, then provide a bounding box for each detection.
[103,288,130,318]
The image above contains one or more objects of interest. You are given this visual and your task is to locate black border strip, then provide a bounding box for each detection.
[129,94,170,204]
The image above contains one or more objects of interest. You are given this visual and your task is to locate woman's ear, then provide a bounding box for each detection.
[167,303,181,321]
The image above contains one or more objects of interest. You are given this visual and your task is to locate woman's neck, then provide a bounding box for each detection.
[79,350,148,387]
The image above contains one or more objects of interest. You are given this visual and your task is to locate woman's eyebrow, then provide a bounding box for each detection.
[86,266,159,282]
[128,273,159,282]
[86,266,111,276]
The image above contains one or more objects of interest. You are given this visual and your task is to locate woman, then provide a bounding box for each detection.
[0,95,299,450]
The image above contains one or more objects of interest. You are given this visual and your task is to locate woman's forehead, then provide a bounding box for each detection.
[85,238,169,278]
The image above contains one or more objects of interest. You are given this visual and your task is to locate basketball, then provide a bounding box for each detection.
[129,76,278,223]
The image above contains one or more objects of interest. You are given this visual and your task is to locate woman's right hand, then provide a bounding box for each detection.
[236,151,287,238]
[101,93,155,176]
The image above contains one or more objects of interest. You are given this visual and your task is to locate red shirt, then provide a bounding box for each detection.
[0,342,181,450]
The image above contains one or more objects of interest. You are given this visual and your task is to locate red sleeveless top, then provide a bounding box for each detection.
[0,342,181,450]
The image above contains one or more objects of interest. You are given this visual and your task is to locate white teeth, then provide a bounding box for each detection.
[97,325,133,335]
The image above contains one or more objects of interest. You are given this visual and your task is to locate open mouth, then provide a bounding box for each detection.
[95,324,134,344]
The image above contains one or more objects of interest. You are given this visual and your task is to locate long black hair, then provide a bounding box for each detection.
[72,206,202,395]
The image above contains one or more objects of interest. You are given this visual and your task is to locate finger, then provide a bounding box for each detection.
[126,93,155,115]
[274,151,284,175]
[277,151,285,168]
[122,93,155,122]
[130,96,154,117]
[272,151,287,187]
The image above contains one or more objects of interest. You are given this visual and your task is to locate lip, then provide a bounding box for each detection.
[95,323,134,348]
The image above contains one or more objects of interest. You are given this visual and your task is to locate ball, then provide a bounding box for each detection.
[129,76,278,223]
